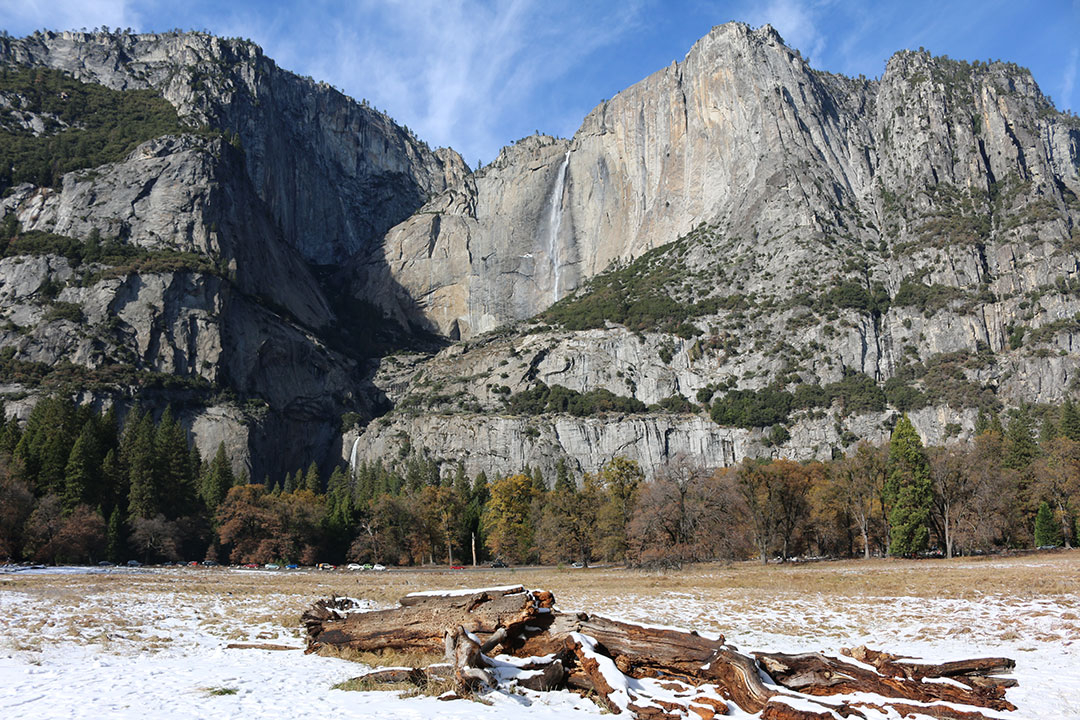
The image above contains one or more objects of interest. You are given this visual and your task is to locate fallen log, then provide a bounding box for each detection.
[842,645,1015,680]
[755,651,1016,711]
[302,586,1018,720]
[303,585,543,655]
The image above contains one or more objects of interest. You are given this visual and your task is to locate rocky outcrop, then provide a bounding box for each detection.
[345,413,747,482]
[0,29,469,264]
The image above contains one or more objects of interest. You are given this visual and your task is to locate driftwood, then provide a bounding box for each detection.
[303,586,1018,720]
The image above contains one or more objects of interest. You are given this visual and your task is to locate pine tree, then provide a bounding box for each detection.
[62,430,94,513]
[1040,410,1061,447]
[1061,398,1080,441]
[105,505,125,562]
[554,458,574,493]
[37,397,77,495]
[282,470,296,494]
[100,448,124,517]
[303,461,320,493]
[595,457,643,561]
[0,413,22,456]
[1034,501,1062,547]
[200,442,234,511]
[154,407,194,517]
[1003,412,1039,470]
[125,411,158,520]
[885,415,932,556]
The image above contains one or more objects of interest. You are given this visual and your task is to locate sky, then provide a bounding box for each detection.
[1,0,1078,166]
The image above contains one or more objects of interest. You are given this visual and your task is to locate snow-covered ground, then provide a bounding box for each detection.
[1,558,1078,719]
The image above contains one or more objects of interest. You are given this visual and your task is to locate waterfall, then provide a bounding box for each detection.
[348,435,361,476]
[546,151,571,303]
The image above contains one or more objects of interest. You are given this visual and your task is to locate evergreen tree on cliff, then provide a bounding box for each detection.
[884,415,932,556]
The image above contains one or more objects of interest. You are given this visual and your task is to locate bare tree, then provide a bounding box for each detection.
[629,457,740,567]
[928,444,978,558]
[833,442,887,558]
[130,514,182,562]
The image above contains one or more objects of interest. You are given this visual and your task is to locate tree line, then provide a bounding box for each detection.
[1,395,1077,567]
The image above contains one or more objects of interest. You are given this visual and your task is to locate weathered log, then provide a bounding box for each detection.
[567,634,624,714]
[305,587,543,655]
[703,646,776,713]
[756,651,1016,712]
[515,659,566,691]
[445,624,494,691]
[843,645,1015,680]
[225,642,301,651]
[300,587,1019,720]
[850,700,1000,720]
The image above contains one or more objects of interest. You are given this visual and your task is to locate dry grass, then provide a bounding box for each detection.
[319,644,445,669]
[2,550,1077,657]
[332,672,457,698]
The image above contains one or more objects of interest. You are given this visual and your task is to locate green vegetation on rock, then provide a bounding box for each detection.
[506,382,647,417]
[0,65,211,191]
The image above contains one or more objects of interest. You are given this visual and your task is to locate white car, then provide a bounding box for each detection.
[264,563,280,570]
[346,563,362,571]
[372,564,386,571]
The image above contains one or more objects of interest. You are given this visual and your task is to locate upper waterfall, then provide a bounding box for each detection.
[546,151,571,304]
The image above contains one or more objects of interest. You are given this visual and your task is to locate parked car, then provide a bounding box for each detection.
[285,563,299,569]
[450,565,465,570]
[571,562,584,568]
[490,559,508,568]
[372,564,386,571]
[97,560,115,567]
[126,560,142,567]
[242,563,258,569]
[346,563,362,571]
[316,562,336,570]
[201,560,219,567]
[264,564,280,570]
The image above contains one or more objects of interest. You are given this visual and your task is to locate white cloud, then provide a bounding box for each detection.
[0,0,139,33]
[744,0,827,62]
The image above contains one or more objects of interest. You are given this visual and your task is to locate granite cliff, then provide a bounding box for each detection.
[1,24,1078,485]
[347,23,1080,481]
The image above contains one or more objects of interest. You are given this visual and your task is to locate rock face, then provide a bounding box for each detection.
[0,29,468,264]
[346,414,747,483]
[366,23,1080,338]
[347,23,1080,479]
[0,134,361,477]
[0,27,440,478]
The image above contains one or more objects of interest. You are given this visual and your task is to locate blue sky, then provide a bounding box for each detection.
[2,0,1078,166]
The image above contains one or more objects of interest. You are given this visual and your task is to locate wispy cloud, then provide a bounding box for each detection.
[216,0,641,166]
[742,0,827,62]
[1062,47,1079,111]
[0,0,139,33]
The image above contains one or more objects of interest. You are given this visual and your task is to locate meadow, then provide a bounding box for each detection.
[1,552,1077,718]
